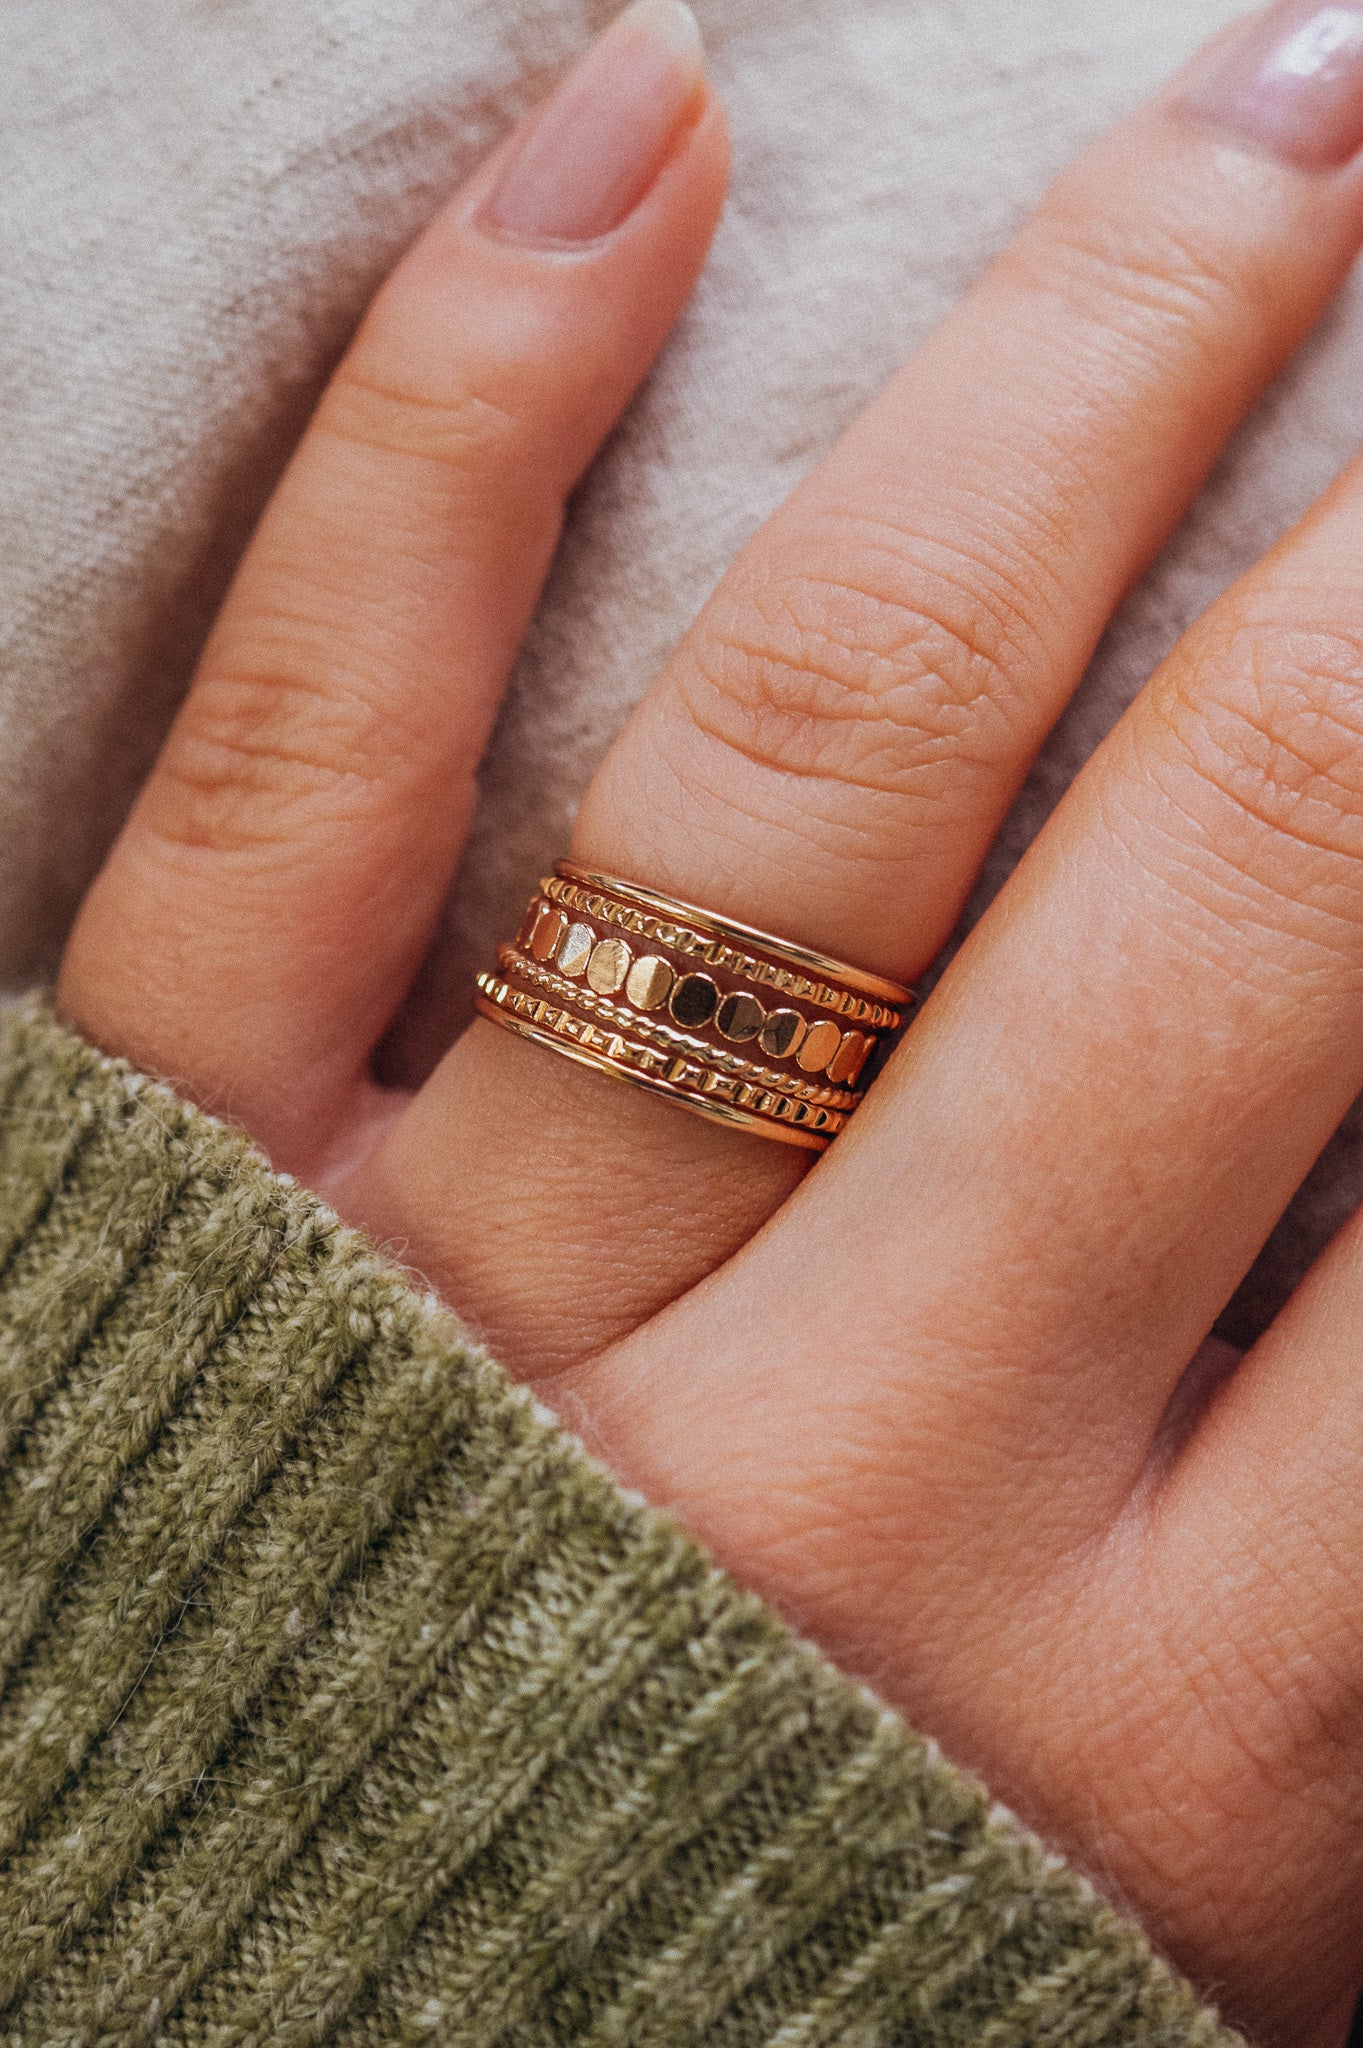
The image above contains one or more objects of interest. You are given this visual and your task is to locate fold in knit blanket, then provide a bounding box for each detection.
[5,0,1363,1340]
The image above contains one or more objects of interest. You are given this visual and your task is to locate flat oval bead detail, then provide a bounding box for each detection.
[826,1029,869,1085]
[796,1018,843,1074]
[530,905,568,962]
[759,1009,807,1060]
[715,991,765,1043]
[670,973,719,1029]
[586,936,631,993]
[558,923,595,978]
[625,955,674,1011]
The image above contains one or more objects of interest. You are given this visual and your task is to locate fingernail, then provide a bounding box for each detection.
[1179,1,1363,170]
[479,0,705,245]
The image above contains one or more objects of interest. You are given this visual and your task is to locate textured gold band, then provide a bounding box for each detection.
[475,863,912,1150]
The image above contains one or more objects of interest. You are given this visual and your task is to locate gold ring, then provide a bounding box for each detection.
[475,862,913,1150]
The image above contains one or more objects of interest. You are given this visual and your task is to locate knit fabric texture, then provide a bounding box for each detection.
[0,997,1240,2047]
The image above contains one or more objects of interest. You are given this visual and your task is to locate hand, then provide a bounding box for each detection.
[59,1,1363,2037]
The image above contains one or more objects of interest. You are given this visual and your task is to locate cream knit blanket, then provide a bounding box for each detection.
[7,0,1361,1339]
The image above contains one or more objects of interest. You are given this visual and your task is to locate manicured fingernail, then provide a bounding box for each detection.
[1179,1,1363,169]
[479,0,705,245]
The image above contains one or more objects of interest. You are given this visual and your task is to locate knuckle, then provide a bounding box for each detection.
[318,358,530,484]
[1085,1529,1363,1959]
[148,657,408,861]
[677,530,1047,811]
[1006,188,1246,376]
[1163,1573,1363,1836]
[1158,614,1363,873]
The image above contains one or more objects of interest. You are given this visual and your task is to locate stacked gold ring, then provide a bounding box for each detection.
[475,862,913,1150]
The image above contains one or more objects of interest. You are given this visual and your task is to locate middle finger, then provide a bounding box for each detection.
[356,1,1363,1372]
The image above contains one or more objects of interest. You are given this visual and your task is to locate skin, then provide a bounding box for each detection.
[55,13,1363,2041]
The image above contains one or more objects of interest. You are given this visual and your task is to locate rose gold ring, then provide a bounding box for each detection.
[474,862,913,1150]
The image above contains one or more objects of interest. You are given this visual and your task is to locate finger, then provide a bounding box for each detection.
[58,1,729,1176]
[356,4,1363,1371]
[553,378,1363,2048]
[576,411,1363,1621]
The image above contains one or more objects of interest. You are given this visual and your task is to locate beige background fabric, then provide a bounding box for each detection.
[5,0,1363,1337]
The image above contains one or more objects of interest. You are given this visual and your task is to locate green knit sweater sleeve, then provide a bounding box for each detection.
[0,996,1240,2048]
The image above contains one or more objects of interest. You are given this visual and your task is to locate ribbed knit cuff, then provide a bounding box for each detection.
[0,996,1240,2048]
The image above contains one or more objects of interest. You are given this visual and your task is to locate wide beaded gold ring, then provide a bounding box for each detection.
[475,862,913,1150]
